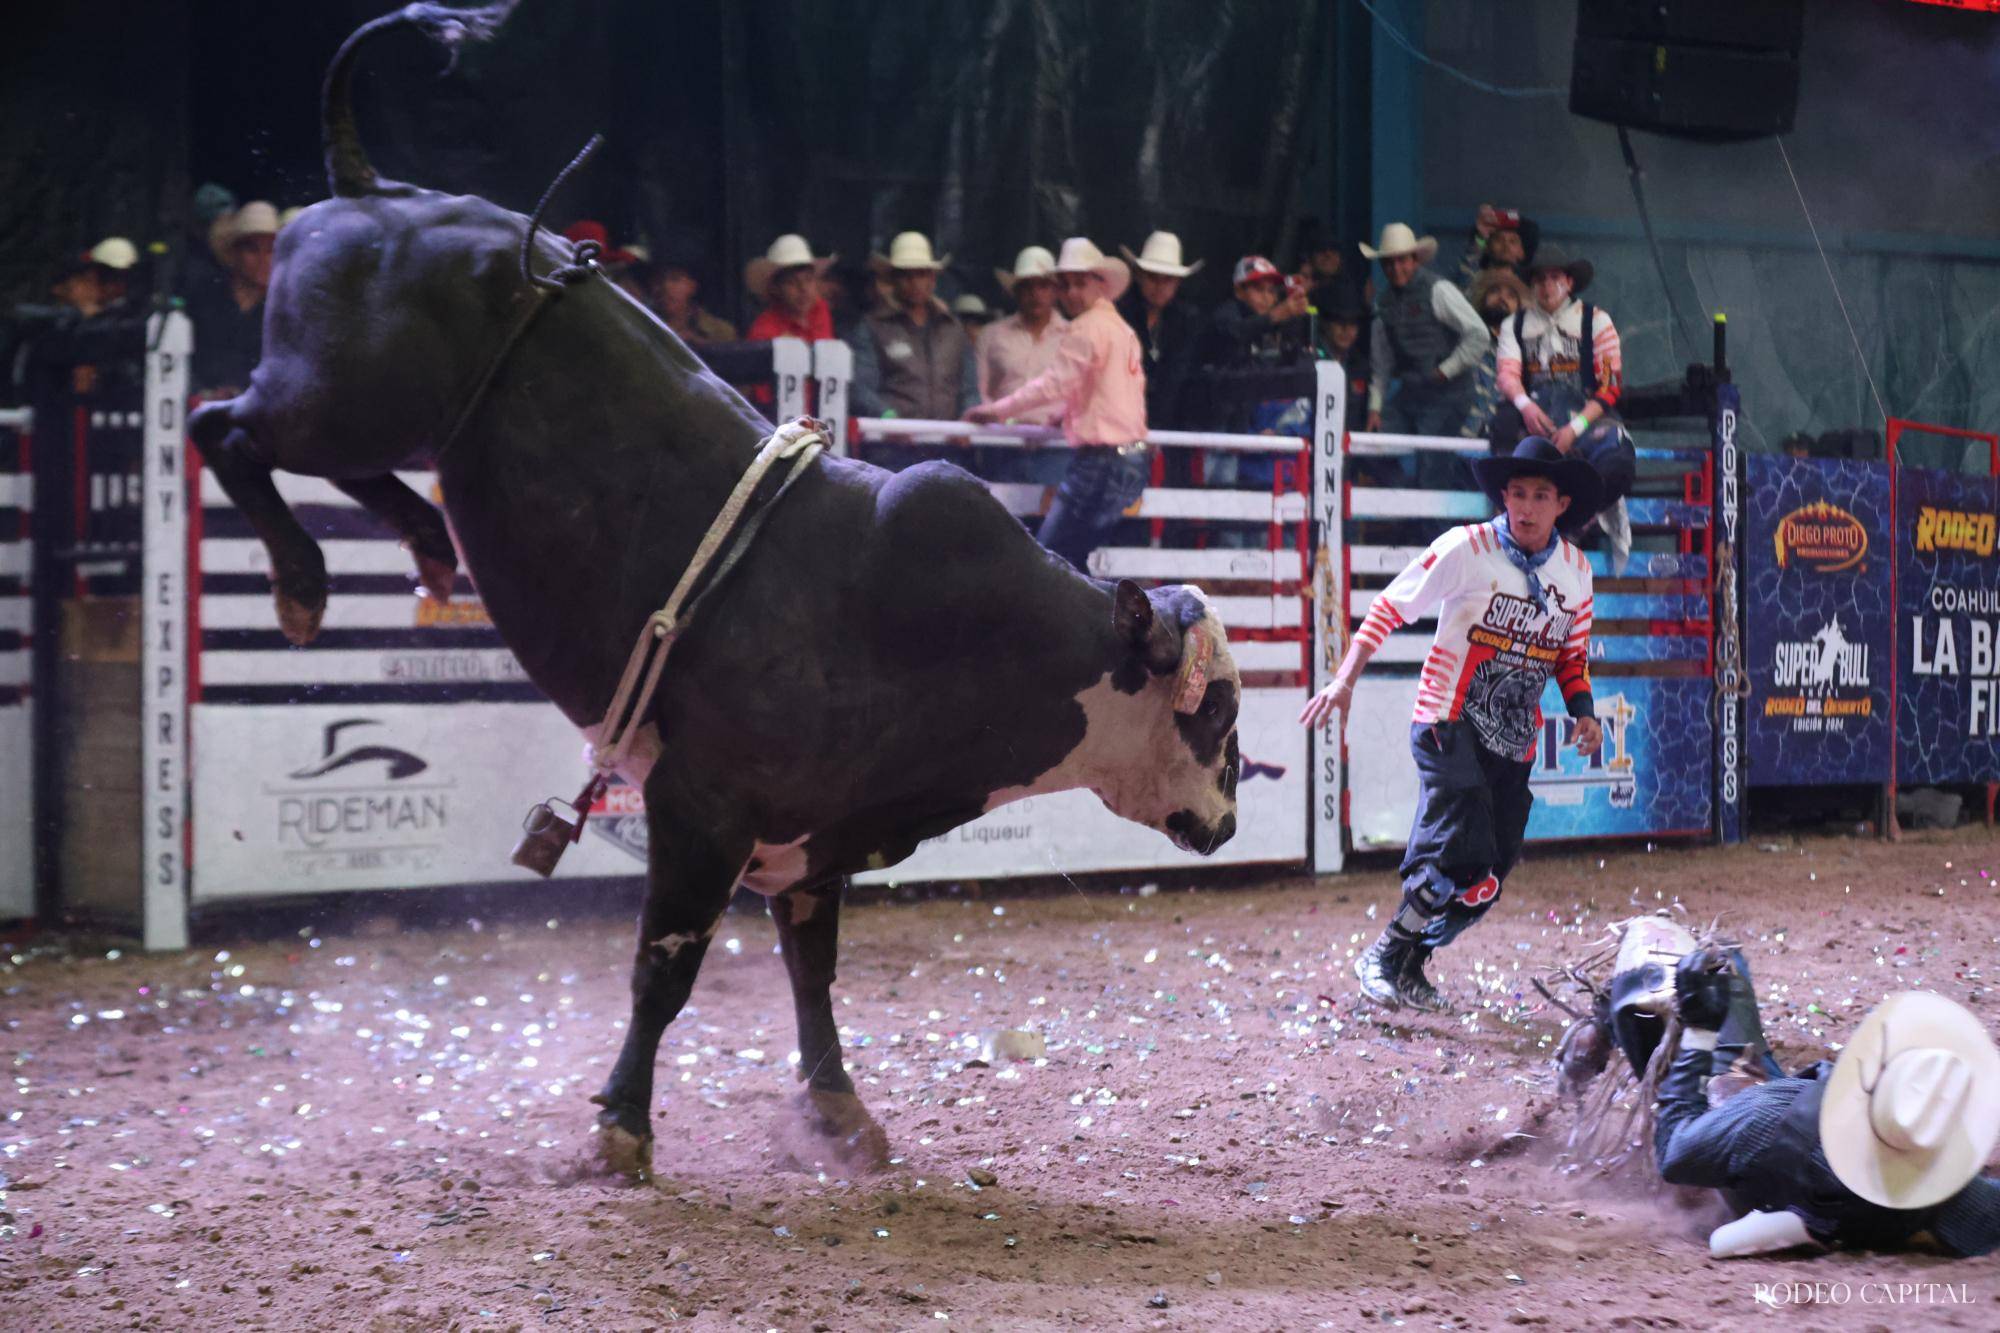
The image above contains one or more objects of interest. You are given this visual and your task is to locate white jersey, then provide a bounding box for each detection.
[1354,521,1595,758]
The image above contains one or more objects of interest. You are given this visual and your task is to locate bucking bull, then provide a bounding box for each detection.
[189,4,1243,1176]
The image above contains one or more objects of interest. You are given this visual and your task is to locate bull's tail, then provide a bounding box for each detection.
[322,1,518,197]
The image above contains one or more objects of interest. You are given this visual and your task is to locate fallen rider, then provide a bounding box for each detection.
[1650,949,2000,1258]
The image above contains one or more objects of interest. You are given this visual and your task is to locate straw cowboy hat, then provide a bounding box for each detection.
[1359,221,1438,265]
[1468,436,1603,534]
[951,292,992,323]
[871,231,950,272]
[1821,991,2000,1209]
[995,245,1057,294]
[1526,243,1594,296]
[207,200,280,265]
[1121,230,1203,278]
[744,233,836,304]
[1053,236,1129,303]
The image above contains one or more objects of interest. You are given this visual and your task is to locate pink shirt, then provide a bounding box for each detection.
[983,298,1147,447]
[976,311,1069,424]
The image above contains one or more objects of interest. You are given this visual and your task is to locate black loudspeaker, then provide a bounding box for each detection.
[1570,0,1805,142]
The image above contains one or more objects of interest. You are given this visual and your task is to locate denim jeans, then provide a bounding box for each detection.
[1037,444,1151,573]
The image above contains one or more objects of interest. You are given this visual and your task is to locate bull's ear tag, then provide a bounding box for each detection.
[510,775,608,878]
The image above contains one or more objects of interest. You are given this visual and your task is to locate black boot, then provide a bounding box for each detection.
[1354,931,1406,1008]
[1397,945,1454,1012]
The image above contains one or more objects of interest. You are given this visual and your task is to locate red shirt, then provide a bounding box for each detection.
[746,301,833,343]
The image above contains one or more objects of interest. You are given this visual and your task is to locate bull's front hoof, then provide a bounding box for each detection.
[591,1112,655,1182]
[794,1088,892,1174]
[410,548,458,604]
[274,588,326,646]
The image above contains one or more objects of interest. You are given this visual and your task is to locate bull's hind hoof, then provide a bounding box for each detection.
[409,547,457,604]
[274,589,326,646]
[795,1088,892,1174]
[591,1114,654,1181]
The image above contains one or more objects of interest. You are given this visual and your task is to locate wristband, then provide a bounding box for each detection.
[1568,413,1590,436]
[1511,393,1532,412]
[1682,1029,1718,1051]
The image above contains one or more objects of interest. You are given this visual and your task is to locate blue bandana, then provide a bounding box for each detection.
[1493,513,1556,616]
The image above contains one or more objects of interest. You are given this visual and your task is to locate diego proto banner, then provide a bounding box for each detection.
[1897,467,2000,784]
[1744,456,1892,784]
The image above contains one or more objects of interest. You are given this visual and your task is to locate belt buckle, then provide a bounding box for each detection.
[1117,440,1148,457]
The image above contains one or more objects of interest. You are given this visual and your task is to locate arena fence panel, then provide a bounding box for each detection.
[1886,418,2000,829]
[840,348,1317,883]
[1,406,34,920]
[1327,382,1721,861]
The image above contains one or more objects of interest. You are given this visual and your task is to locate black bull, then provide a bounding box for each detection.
[187,5,1243,1173]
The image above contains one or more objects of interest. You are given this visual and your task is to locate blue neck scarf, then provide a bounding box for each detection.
[1493,514,1556,615]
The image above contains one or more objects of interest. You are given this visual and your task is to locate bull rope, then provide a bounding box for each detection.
[589,419,829,779]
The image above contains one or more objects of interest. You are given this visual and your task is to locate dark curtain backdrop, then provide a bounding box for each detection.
[6,0,1338,329]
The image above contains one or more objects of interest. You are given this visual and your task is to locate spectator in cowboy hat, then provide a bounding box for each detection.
[1648,957,2000,1258]
[966,237,1148,572]
[852,230,978,431]
[188,199,281,397]
[1320,288,1372,432]
[1294,217,1369,316]
[1363,221,1490,446]
[976,245,1069,484]
[744,233,836,343]
[1493,243,1635,571]
[50,237,140,321]
[1117,231,1204,432]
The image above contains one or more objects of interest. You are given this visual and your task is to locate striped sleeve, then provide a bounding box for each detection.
[1590,308,1623,411]
[1365,527,1471,642]
[1556,547,1595,717]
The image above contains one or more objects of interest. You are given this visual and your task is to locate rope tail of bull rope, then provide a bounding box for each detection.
[513,419,828,871]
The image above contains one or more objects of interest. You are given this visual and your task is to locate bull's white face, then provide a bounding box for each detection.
[1055,586,1242,854]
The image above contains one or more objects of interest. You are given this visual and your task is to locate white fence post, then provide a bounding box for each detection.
[1311,360,1346,874]
[142,313,191,950]
[772,337,810,422]
[813,340,852,456]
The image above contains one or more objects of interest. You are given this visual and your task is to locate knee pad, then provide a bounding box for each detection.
[1458,873,1502,907]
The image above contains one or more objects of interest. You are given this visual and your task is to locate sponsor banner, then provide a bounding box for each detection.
[856,688,1307,882]
[192,690,1308,898]
[190,702,644,900]
[1744,456,1892,784]
[1346,675,1712,851]
[1896,467,2000,784]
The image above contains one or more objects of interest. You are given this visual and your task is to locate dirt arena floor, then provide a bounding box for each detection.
[5,830,2000,1331]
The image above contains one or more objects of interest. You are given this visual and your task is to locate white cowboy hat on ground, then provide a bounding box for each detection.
[1053,236,1129,303]
[1821,991,2000,1209]
[744,233,836,303]
[1359,221,1439,265]
[995,244,1057,293]
[1121,231,1203,278]
[871,231,951,271]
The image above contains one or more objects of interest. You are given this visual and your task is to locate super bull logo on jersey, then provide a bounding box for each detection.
[1533,693,1637,810]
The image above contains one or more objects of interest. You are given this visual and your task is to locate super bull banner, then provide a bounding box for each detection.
[1744,456,1892,784]
[1897,467,2000,784]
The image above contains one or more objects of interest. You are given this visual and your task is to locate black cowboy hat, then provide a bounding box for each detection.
[1468,436,1603,534]
[1320,289,1369,324]
[1525,244,1592,295]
